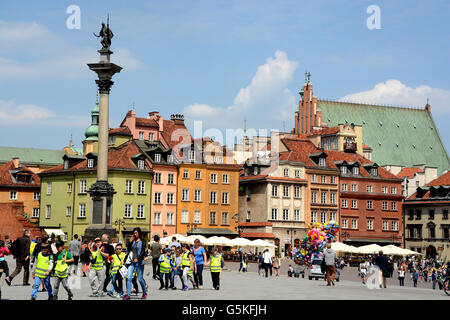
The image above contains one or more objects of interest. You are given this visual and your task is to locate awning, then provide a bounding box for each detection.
[345,238,401,244]
[43,229,65,237]
[186,228,238,236]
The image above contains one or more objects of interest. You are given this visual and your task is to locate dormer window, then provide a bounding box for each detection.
[168,155,174,163]
[87,159,94,168]
[149,132,154,141]
[155,154,161,163]
[319,158,326,167]
[341,166,348,174]
[189,150,195,162]
[353,167,359,175]
[64,160,69,170]
[139,132,144,140]
[138,160,145,170]
[253,167,259,176]
[244,168,249,177]
[284,168,289,177]
[371,168,378,176]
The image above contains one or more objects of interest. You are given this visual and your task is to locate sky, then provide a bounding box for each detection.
[1,0,449,153]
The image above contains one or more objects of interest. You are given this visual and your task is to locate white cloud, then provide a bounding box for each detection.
[0,21,51,50]
[183,50,299,130]
[0,99,88,127]
[339,79,450,114]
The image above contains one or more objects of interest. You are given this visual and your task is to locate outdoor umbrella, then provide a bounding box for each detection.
[206,236,233,246]
[331,241,360,254]
[229,237,253,247]
[356,244,383,254]
[250,239,275,248]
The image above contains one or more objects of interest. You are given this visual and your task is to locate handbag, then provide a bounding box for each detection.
[119,265,128,279]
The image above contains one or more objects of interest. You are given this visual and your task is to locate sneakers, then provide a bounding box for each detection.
[42,288,47,292]
[141,293,147,300]
[159,286,164,290]
[31,297,36,300]
[113,292,121,299]
[23,283,30,286]
[5,277,11,286]
[183,286,189,291]
[199,285,203,289]
[171,287,177,290]
[90,293,99,297]
[68,296,73,301]
[107,292,114,298]
[122,295,130,300]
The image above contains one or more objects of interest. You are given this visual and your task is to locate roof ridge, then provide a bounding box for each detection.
[319,99,427,112]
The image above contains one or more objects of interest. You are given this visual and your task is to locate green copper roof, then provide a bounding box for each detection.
[85,95,99,139]
[317,100,450,175]
[0,146,64,166]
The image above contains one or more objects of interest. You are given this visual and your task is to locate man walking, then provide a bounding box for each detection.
[6,229,31,286]
[374,250,388,288]
[68,234,81,275]
[323,242,337,286]
[262,249,272,278]
[150,235,162,280]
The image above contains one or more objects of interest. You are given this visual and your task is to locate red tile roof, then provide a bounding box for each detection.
[109,127,132,136]
[426,170,450,187]
[312,126,339,136]
[397,167,423,179]
[362,144,372,150]
[0,160,40,187]
[135,118,159,128]
[160,119,193,149]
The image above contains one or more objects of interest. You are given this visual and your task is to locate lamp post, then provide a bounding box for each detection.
[342,231,350,242]
[232,213,240,237]
[114,219,125,243]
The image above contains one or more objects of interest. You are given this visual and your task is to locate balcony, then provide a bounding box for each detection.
[343,141,357,153]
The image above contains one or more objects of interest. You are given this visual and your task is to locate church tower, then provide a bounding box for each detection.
[294,72,322,136]
[83,92,100,155]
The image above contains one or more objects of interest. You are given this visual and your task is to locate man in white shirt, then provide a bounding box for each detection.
[262,249,272,278]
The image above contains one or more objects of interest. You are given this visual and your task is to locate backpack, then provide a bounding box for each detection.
[10,239,20,257]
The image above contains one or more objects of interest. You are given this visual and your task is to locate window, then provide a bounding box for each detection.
[210,212,217,225]
[182,189,189,201]
[342,219,348,229]
[80,180,87,193]
[168,155,174,163]
[321,175,327,184]
[66,206,71,217]
[294,210,300,221]
[330,212,336,222]
[45,205,51,218]
[382,201,388,210]
[247,211,251,221]
[87,158,94,168]
[124,204,132,218]
[429,226,436,238]
[283,185,290,198]
[271,208,278,220]
[221,212,228,225]
[371,168,378,176]
[79,204,86,218]
[210,191,217,204]
[408,209,414,220]
[9,191,17,200]
[382,186,388,194]
[353,167,359,175]
[319,158,326,167]
[428,209,435,219]
[444,209,449,220]
[149,132,154,141]
[64,160,69,170]
[125,180,133,193]
[351,200,357,209]
[366,185,373,193]
[382,221,389,231]
[391,202,397,210]
[351,219,357,229]
[272,185,278,197]
[284,168,289,177]
[211,173,217,183]
[155,154,161,163]
[351,184,357,192]
[342,199,348,208]
[311,212,318,223]
[330,192,336,204]
[47,182,52,195]
[168,174,175,184]
[32,208,40,218]
[415,209,422,220]
[311,174,317,183]
[181,210,189,223]
[189,150,195,162]
[33,192,40,200]
[222,192,229,204]
[138,180,145,194]
[367,220,373,230]
[67,183,72,193]
[320,212,327,223]
[283,209,289,220]
[153,212,161,224]
[330,176,336,184]
[154,192,162,204]
[253,167,259,175]
[295,170,301,178]
[167,193,174,204]
[367,200,373,209]
[341,166,348,174]
[139,132,144,140]
[391,187,397,194]
[321,192,327,204]
[154,173,162,184]
[311,191,317,204]
[194,189,202,202]
[194,210,201,224]
[294,186,301,198]
[109,136,116,145]
[342,184,348,192]
[195,170,201,180]
[222,174,229,184]
[138,160,145,170]
[137,204,145,219]
[167,213,174,225]
[392,221,399,231]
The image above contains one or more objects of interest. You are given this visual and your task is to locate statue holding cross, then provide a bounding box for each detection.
[94,15,114,50]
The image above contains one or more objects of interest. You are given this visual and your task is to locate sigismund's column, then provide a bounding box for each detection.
[84,20,122,240]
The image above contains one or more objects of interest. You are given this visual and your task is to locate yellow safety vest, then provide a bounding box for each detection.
[160,255,171,274]
[210,254,222,273]
[35,252,53,279]
[182,251,191,267]
[54,250,70,278]
[111,252,126,275]
[91,249,105,271]
[30,242,37,255]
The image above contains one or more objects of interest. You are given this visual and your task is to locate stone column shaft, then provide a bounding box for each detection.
[97,92,109,181]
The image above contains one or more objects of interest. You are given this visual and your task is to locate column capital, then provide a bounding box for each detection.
[96,79,114,94]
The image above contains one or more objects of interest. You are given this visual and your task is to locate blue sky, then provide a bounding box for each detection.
[1,0,449,154]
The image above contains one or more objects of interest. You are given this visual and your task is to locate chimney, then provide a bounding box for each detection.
[12,157,19,168]
[170,114,185,125]
[148,111,159,119]
[158,114,164,132]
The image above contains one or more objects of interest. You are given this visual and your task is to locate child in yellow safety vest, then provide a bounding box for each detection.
[31,243,54,300]
[52,240,74,300]
[208,247,224,290]
[108,243,125,298]
[158,248,172,290]
[87,237,109,297]
[181,244,196,291]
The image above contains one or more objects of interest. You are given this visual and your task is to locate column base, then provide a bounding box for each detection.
[84,226,116,242]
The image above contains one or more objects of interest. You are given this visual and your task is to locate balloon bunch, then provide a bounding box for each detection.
[291,222,340,267]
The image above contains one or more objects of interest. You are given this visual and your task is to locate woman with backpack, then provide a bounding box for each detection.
[123,227,148,300]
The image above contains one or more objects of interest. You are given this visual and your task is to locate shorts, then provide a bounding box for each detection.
[360,271,367,278]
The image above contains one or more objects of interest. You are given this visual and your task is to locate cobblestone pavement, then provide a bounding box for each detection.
[0,256,448,300]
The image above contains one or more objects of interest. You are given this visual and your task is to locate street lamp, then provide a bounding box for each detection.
[342,231,350,242]
[114,219,125,243]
